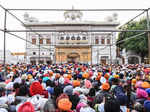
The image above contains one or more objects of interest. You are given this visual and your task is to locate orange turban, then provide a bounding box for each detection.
[114,75,119,79]
[58,98,72,111]
[132,79,136,85]
[72,80,80,87]
[96,74,101,81]
[55,74,60,79]
[67,74,72,80]
[49,71,53,76]
[141,82,150,89]
[102,83,110,90]
[104,73,109,80]
[82,73,89,79]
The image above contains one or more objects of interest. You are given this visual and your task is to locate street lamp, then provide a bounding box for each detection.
[109,33,112,65]
[97,48,99,65]
[38,34,41,64]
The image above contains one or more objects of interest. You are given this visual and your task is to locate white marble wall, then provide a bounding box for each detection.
[26,25,117,64]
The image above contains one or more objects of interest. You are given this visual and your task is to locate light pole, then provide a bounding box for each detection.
[110,44,112,64]
[38,34,41,64]
[146,9,150,64]
[3,10,7,77]
[97,48,99,65]
[109,33,112,65]
[90,33,92,65]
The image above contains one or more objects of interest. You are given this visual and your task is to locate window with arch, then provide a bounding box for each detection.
[32,38,36,44]
[39,38,43,44]
[95,38,99,44]
[46,38,50,44]
[101,38,105,44]
[60,37,64,40]
[77,36,81,40]
[82,37,86,40]
[33,52,36,55]
[107,38,110,44]
[66,36,70,40]
[71,36,75,40]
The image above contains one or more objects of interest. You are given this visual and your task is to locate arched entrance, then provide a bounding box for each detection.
[128,56,140,64]
[55,47,91,64]
[67,52,80,63]
[100,56,109,65]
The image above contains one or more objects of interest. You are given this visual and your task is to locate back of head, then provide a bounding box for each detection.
[104,95,120,112]
[113,85,128,106]
[46,80,54,87]
[0,87,5,97]
[17,84,29,96]
[43,99,56,112]
[88,88,96,96]
[57,98,72,111]
[69,94,80,109]
[13,82,20,90]
[134,102,144,112]
[18,102,35,112]
[29,81,43,96]
[112,78,119,85]
[54,86,63,98]
[144,100,150,112]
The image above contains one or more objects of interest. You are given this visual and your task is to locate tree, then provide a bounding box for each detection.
[117,18,148,61]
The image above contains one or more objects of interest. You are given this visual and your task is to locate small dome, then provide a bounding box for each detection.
[64,6,83,21]
[24,12,29,21]
[24,12,29,18]
[113,13,118,18]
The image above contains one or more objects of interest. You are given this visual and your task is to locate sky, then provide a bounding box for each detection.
[0,0,150,52]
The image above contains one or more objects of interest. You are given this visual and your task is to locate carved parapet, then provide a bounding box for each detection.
[23,13,39,22]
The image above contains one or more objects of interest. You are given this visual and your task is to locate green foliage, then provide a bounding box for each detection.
[117,18,148,58]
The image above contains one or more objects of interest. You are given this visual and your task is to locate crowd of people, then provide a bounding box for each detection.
[0,63,150,112]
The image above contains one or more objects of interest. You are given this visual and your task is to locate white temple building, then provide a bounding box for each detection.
[24,8,119,64]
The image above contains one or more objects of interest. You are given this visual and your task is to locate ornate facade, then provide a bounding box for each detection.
[24,8,119,64]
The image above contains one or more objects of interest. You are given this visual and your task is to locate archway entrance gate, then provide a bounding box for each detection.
[55,46,91,63]
[67,52,80,63]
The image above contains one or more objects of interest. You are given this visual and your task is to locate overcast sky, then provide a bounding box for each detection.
[0,0,150,52]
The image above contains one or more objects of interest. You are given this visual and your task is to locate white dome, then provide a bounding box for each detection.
[64,6,83,21]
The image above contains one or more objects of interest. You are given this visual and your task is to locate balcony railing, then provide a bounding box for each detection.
[57,40,89,44]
